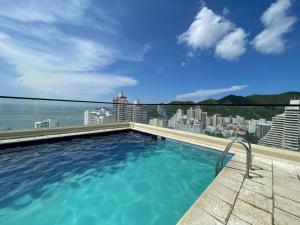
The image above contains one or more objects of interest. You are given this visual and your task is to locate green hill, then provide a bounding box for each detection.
[199,92,300,120]
[147,91,300,120]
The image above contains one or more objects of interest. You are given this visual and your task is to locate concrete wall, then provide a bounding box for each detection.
[0,123,131,140]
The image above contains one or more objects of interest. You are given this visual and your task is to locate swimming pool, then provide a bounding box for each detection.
[0,131,231,225]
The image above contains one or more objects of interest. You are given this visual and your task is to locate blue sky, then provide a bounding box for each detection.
[0,0,299,103]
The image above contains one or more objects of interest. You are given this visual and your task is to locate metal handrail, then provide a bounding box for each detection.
[215,137,253,178]
[0,95,299,107]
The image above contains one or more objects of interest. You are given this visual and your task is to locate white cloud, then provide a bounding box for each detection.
[178,7,234,49]
[215,28,247,60]
[18,73,137,100]
[0,32,137,99]
[253,0,297,54]
[176,85,247,101]
[178,6,247,61]
[0,0,90,23]
[0,0,148,99]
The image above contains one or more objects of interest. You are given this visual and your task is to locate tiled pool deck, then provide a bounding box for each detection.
[1,123,300,225]
[177,153,300,225]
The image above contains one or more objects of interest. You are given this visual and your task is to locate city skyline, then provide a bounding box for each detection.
[151,99,300,151]
[0,0,299,102]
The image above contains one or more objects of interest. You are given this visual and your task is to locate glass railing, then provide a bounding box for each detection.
[0,97,116,131]
[0,96,299,152]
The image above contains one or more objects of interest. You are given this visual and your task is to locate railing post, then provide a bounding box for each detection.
[246,146,251,178]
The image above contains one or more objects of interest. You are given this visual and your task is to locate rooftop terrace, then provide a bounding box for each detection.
[0,96,300,225]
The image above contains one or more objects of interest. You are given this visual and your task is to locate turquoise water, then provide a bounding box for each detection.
[0,131,231,225]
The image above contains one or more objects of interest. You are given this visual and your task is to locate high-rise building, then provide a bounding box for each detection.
[248,119,257,133]
[113,92,147,123]
[127,99,147,123]
[84,108,112,125]
[186,106,207,130]
[201,112,208,130]
[35,118,59,129]
[113,92,129,123]
[256,123,271,138]
[168,109,183,128]
[149,118,168,127]
[259,99,300,151]
[212,114,222,127]
[157,105,167,118]
[187,106,202,121]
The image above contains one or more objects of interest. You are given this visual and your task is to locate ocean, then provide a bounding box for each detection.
[0,99,110,131]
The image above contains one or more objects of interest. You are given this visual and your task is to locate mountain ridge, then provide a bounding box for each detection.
[168,91,300,105]
[162,91,300,120]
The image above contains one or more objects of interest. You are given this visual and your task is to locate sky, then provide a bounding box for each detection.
[0,0,299,103]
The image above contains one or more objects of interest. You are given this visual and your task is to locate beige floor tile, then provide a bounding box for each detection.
[232,199,272,225]
[252,156,272,166]
[274,169,298,180]
[226,161,247,172]
[242,179,272,198]
[179,207,223,225]
[274,208,300,225]
[210,182,238,205]
[251,158,273,171]
[238,188,273,213]
[274,194,300,218]
[250,175,272,187]
[250,169,272,179]
[216,176,242,192]
[231,155,247,164]
[199,192,232,223]
[227,215,250,225]
[219,167,245,183]
[274,184,300,203]
[273,161,297,175]
[273,176,300,192]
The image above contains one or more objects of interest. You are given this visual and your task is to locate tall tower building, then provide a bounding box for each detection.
[212,114,222,128]
[157,105,167,118]
[127,99,147,123]
[201,112,208,130]
[113,92,129,123]
[259,99,300,151]
[112,92,147,123]
[187,106,202,121]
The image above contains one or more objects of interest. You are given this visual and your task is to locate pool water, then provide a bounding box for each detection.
[0,131,231,225]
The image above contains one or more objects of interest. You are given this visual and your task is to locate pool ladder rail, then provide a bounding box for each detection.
[215,137,253,179]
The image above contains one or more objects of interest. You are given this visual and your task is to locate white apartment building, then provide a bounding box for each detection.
[256,123,271,138]
[223,117,233,124]
[149,118,168,128]
[84,108,112,125]
[248,118,271,136]
[168,107,205,134]
[212,114,222,127]
[168,109,183,128]
[232,116,245,124]
[259,99,300,151]
[35,118,59,129]
[248,119,257,133]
